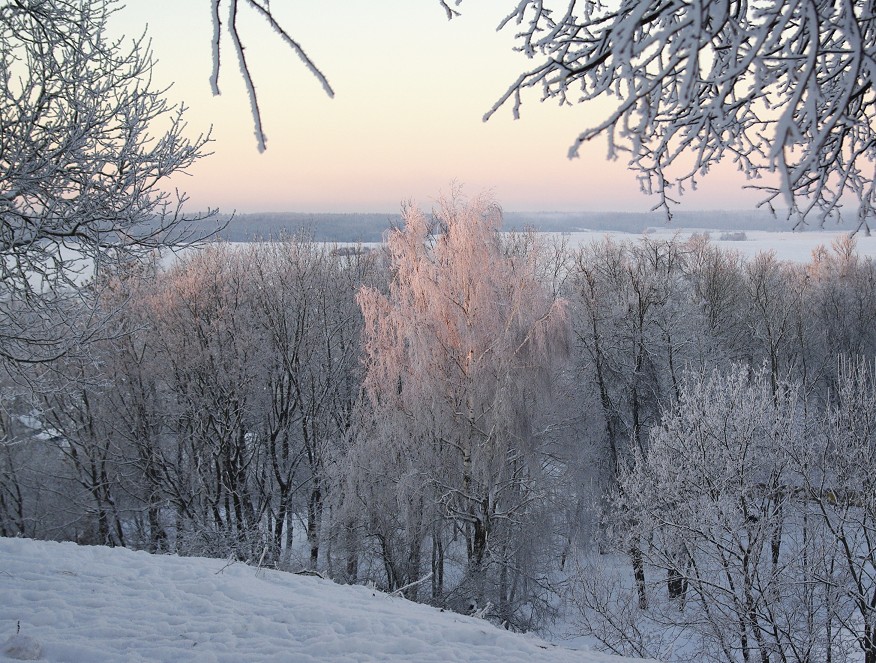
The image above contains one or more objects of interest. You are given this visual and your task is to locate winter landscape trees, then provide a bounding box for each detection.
[574,360,876,663]
[7,0,876,661]
[7,202,876,659]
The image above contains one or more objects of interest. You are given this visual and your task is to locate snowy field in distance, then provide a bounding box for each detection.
[0,538,648,663]
[563,228,876,263]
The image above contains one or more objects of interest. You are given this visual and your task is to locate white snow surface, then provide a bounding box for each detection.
[0,538,648,663]
[565,228,876,263]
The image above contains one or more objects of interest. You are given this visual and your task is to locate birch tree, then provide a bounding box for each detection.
[353,191,568,623]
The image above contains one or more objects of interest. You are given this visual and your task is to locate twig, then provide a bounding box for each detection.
[391,572,433,597]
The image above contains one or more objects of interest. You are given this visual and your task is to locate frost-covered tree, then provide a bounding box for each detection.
[579,367,826,662]
[17,238,372,561]
[144,245,267,558]
[577,360,876,663]
[683,235,748,363]
[808,357,876,663]
[806,238,876,398]
[36,351,130,548]
[245,237,372,568]
[351,191,568,623]
[740,252,810,397]
[569,236,692,478]
[568,235,697,611]
[0,0,212,363]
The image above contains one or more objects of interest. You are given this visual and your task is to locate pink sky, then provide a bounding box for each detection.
[115,2,762,215]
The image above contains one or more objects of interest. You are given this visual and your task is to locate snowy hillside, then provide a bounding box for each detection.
[0,538,647,663]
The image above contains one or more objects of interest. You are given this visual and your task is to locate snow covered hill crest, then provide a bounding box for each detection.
[0,537,649,662]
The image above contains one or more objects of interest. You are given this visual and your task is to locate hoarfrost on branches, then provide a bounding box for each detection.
[208,0,335,152]
[485,0,876,229]
[351,189,569,624]
[0,0,213,363]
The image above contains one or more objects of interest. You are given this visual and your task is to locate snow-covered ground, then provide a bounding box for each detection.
[564,228,876,263]
[0,538,649,663]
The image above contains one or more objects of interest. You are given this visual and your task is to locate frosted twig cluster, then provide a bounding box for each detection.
[486,0,876,229]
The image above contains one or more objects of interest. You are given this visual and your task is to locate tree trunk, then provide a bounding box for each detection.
[345,526,358,583]
[307,481,323,569]
[273,490,290,563]
[431,525,444,601]
[631,545,647,610]
[667,566,685,603]
[471,513,488,604]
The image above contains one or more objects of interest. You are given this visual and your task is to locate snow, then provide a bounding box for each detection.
[2,635,41,661]
[565,228,876,263]
[0,538,648,663]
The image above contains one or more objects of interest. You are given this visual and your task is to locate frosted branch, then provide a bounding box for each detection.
[488,0,876,225]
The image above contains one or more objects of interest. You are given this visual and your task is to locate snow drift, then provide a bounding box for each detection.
[0,537,647,662]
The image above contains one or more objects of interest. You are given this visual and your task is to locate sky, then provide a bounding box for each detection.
[113,1,762,216]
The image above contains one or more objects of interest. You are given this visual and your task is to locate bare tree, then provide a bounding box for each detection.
[808,357,876,663]
[147,245,266,559]
[577,358,876,663]
[806,237,876,394]
[0,0,212,363]
[246,236,372,568]
[584,367,825,662]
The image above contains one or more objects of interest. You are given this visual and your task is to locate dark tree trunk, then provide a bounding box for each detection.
[631,545,647,610]
[307,482,323,569]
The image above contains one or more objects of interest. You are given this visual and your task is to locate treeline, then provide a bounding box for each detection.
[210,208,826,243]
[2,196,876,658]
[214,212,402,243]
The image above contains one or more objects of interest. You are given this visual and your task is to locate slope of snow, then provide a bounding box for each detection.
[0,538,648,663]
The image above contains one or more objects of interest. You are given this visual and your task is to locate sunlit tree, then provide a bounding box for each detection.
[352,190,568,623]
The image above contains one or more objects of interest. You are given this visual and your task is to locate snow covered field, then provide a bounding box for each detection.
[565,228,876,263]
[0,538,647,663]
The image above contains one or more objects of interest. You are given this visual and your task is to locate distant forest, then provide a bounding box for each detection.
[209,209,856,243]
